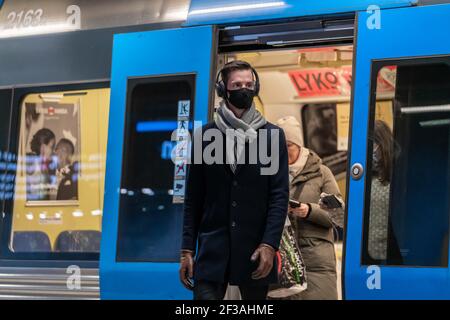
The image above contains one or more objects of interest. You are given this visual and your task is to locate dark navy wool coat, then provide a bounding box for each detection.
[182,121,289,286]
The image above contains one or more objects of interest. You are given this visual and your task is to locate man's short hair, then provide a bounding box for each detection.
[220,60,254,87]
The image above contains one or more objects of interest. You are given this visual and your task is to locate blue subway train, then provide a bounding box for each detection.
[0,0,449,299]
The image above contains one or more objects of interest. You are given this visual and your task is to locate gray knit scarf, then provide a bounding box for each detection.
[215,101,267,173]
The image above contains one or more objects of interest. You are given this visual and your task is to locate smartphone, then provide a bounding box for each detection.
[289,199,301,208]
[321,194,342,209]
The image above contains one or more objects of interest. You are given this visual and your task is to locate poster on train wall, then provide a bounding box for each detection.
[22,101,80,206]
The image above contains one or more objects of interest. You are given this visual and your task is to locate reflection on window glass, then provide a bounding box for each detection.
[302,103,348,175]
[117,75,195,262]
[363,59,450,267]
[302,103,338,157]
[10,88,110,253]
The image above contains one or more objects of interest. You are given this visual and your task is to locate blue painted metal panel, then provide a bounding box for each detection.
[345,3,450,299]
[100,25,214,299]
[185,0,416,26]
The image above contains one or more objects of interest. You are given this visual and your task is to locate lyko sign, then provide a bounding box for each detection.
[288,65,396,98]
[288,67,353,98]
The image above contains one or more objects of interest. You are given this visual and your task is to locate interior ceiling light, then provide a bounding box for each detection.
[39,94,64,102]
[189,1,286,15]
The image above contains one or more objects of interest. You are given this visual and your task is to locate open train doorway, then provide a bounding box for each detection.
[216,44,397,300]
[214,44,351,301]
[216,46,355,299]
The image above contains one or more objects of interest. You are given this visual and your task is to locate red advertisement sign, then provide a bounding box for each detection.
[288,67,352,97]
[288,66,395,98]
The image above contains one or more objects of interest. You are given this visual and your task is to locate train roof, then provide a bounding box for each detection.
[1,0,449,40]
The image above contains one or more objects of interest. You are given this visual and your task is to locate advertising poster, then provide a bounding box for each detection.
[23,101,80,206]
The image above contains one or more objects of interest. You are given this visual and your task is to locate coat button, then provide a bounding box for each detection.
[232,180,238,187]
[231,201,237,207]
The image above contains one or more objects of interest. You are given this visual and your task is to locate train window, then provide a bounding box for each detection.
[362,58,450,267]
[301,103,349,177]
[116,75,195,262]
[6,87,109,256]
[0,89,13,163]
[302,103,338,157]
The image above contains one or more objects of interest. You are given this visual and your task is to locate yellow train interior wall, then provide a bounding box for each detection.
[11,88,110,251]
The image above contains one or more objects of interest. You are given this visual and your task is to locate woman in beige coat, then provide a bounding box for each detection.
[276,116,344,300]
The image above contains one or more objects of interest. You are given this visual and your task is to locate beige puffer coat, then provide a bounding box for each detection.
[288,151,343,300]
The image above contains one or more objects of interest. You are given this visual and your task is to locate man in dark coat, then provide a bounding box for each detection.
[179,60,289,300]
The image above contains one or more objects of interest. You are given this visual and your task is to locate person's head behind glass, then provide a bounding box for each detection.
[372,120,395,184]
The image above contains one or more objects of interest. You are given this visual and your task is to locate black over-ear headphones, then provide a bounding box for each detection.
[215,61,260,98]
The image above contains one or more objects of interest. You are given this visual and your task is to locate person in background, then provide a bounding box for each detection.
[55,138,78,201]
[367,120,402,264]
[276,116,343,300]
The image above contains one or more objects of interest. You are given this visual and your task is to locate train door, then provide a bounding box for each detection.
[344,4,450,299]
[100,26,216,299]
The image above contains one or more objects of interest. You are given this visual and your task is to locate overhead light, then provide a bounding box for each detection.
[401,105,450,114]
[164,8,189,21]
[189,1,286,16]
[72,210,84,217]
[142,188,155,196]
[39,94,64,103]
[26,213,34,220]
[91,209,102,216]
[420,118,450,127]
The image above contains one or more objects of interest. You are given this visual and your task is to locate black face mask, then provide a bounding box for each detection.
[227,88,256,110]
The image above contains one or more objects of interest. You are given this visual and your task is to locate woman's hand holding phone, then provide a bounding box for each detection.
[289,200,310,218]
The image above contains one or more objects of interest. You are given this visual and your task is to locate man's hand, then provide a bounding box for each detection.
[250,244,275,280]
[179,250,194,290]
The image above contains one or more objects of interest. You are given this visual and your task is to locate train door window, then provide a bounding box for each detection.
[116,75,195,262]
[301,103,349,177]
[302,103,338,157]
[4,86,109,258]
[0,89,13,204]
[0,89,12,141]
[362,57,450,267]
